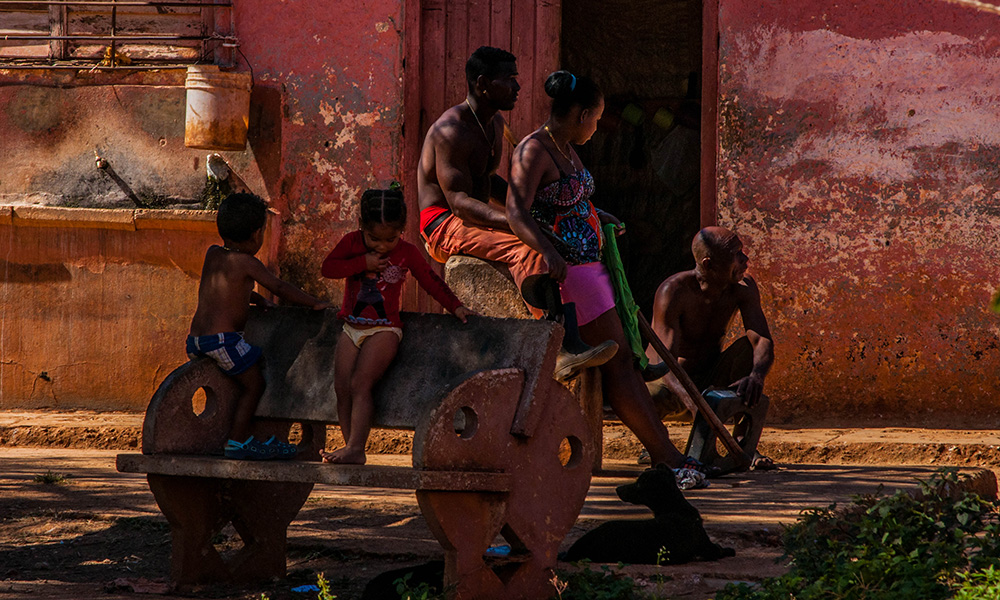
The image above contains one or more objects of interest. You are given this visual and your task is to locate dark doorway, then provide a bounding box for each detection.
[562,0,704,316]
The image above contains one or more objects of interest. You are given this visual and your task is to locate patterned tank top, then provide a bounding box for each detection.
[530,168,603,265]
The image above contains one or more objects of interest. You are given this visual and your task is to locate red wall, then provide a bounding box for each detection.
[716,0,1000,426]
[0,2,405,409]
[232,0,405,298]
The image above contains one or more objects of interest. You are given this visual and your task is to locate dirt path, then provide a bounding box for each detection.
[2,443,996,600]
[3,412,999,599]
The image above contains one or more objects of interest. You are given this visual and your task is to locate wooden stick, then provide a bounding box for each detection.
[637,312,751,469]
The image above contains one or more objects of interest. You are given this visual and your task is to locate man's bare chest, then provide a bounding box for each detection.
[679,299,738,342]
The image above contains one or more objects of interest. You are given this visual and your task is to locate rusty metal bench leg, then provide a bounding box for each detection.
[501,381,593,599]
[415,369,594,598]
[414,370,524,599]
[148,474,313,584]
[417,491,507,599]
[141,360,327,585]
[228,479,315,581]
[148,475,230,584]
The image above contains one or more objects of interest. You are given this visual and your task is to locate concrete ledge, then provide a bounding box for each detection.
[134,209,216,232]
[13,206,137,230]
[116,453,512,492]
[5,205,217,231]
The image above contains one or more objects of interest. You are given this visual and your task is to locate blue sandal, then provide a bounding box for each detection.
[262,435,298,459]
[224,436,279,460]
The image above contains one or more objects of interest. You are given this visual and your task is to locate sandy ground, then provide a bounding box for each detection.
[2,412,999,600]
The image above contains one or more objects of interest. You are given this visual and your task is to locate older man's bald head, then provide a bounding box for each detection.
[692,226,740,262]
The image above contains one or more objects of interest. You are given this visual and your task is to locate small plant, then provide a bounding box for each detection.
[550,571,569,599]
[394,571,446,600]
[717,469,1000,600]
[653,545,673,587]
[952,565,1000,599]
[550,560,645,600]
[33,470,68,484]
[316,572,337,600]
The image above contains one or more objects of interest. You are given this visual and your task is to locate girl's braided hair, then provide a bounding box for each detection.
[359,182,407,229]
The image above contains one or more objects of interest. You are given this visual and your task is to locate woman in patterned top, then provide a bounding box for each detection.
[506,71,695,473]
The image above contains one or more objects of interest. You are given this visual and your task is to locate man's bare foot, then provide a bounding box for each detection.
[321,446,367,465]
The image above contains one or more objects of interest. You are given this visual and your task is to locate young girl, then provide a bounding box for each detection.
[321,186,475,464]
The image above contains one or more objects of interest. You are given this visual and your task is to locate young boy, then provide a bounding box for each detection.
[187,192,331,459]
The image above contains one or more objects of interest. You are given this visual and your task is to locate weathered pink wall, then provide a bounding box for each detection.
[0,3,404,409]
[232,1,404,296]
[0,208,209,410]
[0,3,404,295]
[717,0,1000,426]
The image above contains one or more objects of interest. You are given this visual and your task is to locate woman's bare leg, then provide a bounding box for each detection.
[579,309,687,468]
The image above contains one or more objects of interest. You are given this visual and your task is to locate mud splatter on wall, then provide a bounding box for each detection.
[0,2,404,303]
[717,0,1000,426]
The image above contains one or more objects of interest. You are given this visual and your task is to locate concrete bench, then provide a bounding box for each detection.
[116,307,594,599]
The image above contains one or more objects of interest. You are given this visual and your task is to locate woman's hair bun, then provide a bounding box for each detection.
[544,70,601,118]
[544,70,575,99]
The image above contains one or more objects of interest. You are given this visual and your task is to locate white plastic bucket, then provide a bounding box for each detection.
[184,65,252,151]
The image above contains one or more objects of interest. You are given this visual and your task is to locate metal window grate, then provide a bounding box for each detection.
[0,0,235,69]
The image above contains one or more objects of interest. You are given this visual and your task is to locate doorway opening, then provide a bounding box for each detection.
[562,0,704,316]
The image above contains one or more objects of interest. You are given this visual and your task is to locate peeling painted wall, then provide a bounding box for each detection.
[232,1,404,298]
[0,2,405,409]
[717,0,1000,426]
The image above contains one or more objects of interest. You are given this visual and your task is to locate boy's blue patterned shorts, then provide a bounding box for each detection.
[186,332,262,375]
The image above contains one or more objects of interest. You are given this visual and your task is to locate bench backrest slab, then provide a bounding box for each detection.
[246,307,561,429]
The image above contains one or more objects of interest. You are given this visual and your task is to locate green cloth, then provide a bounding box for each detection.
[601,223,648,369]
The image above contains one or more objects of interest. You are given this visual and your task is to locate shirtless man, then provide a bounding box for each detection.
[417,46,536,285]
[417,46,613,378]
[645,226,775,467]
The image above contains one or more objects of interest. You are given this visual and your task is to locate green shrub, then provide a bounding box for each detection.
[717,469,1000,600]
[952,565,1000,599]
[33,470,68,484]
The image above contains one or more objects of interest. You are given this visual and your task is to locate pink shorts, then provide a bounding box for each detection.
[559,262,616,326]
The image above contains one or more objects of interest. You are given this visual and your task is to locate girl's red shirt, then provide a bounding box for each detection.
[321,230,462,327]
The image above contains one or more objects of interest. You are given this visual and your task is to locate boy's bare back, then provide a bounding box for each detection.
[189,245,266,337]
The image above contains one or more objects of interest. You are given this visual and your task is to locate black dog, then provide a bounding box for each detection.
[563,464,735,564]
[361,560,444,600]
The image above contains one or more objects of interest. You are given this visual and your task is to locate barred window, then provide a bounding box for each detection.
[0,1,235,69]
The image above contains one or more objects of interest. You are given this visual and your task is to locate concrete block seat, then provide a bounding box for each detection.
[116,306,594,599]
